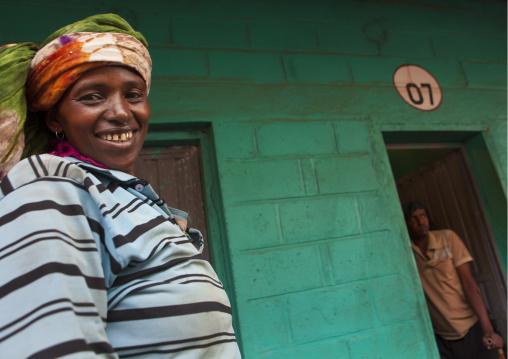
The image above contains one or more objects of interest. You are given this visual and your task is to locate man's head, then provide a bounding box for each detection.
[402,201,431,241]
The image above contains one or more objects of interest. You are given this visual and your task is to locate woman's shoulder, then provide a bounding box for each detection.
[0,154,89,198]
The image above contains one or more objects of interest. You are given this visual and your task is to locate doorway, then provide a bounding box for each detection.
[134,145,210,262]
[384,132,507,342]
[132,123,232,282]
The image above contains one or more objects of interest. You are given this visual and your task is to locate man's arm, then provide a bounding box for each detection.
[456,262,504,350]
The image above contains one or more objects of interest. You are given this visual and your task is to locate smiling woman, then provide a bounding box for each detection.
[0,14,241,358]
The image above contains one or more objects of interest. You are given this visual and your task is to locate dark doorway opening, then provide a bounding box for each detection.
[384,131,507,342]
[135,145,210,261]
[133,123,232,281]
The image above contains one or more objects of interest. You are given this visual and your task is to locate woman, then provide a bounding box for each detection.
[0,14,241,358]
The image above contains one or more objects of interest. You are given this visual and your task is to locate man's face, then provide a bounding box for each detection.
[406,209,430,240]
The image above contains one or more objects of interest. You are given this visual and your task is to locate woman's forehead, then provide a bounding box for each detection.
[66,66,146,92]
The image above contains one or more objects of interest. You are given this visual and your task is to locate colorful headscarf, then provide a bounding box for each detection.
[0,43,38,178]
[0,14,152,179]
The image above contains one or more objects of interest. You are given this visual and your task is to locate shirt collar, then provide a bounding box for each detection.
[410,231,436,259]
[427,231,438,251]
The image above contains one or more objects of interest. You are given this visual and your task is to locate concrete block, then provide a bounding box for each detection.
[437,10,505,40]
[224,203,280,250]
[366,2,502,40]
[233,246,323,299]
[283,54,351,85]
[171,15,248,48]
[219,159,305,203]
[356,194,400,233]
[255,121,337,157]
[370,275,420,323]
[347,321,430,358]
[317,23,378,55]
[208,50,285,84]
[259,339,349,359]
[328,232,401,284]
[314,155,378,194]
[279,196,360,244]
[334,120,372,154]
[248,20,318,51]
[381,29,433,58]
[136,12,171,46]
[432,33,506,62]
[288,284,374,341]
[462,62,507,90]
[150,48,207,79]
[350,56,407,85]
[353,13,434,58]
[214,122,256,159]
[239,299,290,353]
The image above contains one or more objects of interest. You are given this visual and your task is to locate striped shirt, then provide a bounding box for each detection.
[0,154,241,358]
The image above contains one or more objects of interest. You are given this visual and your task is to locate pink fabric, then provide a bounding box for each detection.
[49,139,108,169]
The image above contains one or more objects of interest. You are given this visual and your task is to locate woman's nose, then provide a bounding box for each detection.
[104,95,130,123]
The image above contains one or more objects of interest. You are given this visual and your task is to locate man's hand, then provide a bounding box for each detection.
[457,263,505,351]
[483,331,504,350]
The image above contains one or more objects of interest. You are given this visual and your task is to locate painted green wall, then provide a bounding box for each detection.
[1,1,506,358]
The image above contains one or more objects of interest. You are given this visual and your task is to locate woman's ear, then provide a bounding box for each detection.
[44,110,61,132]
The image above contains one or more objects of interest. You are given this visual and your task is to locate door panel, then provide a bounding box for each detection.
[134,145,210,262]
[396,149,507,340]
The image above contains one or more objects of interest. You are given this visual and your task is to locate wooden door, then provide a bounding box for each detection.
[396,149,507,340]
[134,145,210,262]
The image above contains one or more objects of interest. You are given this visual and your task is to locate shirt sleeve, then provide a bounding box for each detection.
[448,230,474,267]
[0,177,118,358]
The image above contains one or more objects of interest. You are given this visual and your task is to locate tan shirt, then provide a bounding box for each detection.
[411,230,477,340]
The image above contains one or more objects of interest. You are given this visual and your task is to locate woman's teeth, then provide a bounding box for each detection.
[100,132,133,142]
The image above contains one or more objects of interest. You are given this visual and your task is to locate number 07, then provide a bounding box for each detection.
[406,83,434,106]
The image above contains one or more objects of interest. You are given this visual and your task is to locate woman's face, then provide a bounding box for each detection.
[46,66,150,175]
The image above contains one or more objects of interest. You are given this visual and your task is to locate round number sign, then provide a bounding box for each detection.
[393,64,442,111]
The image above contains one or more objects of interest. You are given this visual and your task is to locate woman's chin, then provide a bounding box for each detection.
[85,145,140,175]
[103,159,137,175]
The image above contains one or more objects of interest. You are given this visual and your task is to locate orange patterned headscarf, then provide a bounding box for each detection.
[26,31,151,112]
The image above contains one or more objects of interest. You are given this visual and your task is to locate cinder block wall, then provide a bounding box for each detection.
[1,1,506,358]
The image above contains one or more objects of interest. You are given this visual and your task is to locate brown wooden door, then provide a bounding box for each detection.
[134,145,210,262]
[396,149,507,340]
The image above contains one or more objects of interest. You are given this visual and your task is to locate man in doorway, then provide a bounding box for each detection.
[402,201,503,359]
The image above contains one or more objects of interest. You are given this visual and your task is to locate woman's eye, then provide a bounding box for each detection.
[126,91,145,102]
[126,91,142,99]
[78,93,102,102]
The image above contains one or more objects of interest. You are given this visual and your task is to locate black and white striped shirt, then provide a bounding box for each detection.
[0,154,241,358]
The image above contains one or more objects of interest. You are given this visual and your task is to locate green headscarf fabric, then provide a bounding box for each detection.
[40,13,147,48]
[0,43,38,176]
[0,14,150,179]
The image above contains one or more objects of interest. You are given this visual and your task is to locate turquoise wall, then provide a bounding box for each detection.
[1,1,506,358]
